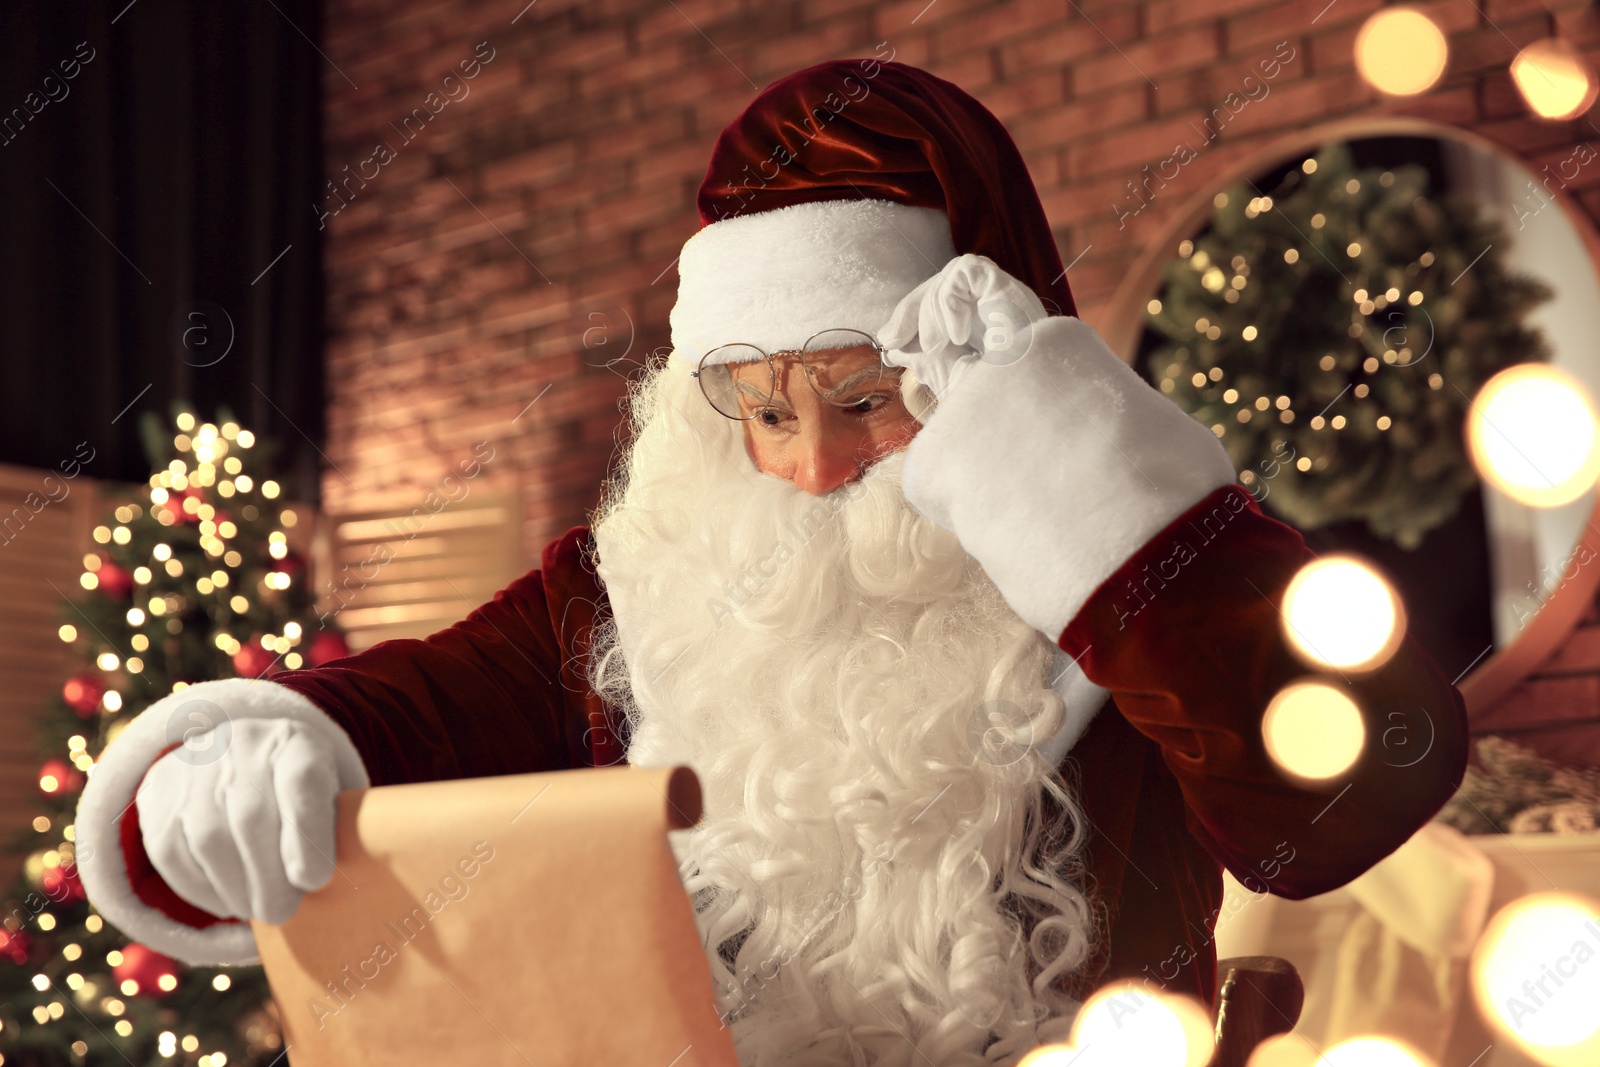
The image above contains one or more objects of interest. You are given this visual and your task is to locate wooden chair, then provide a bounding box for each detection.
[1211,956,1305,1067]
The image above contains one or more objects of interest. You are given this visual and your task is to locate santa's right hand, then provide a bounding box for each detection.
[134,717,342,924]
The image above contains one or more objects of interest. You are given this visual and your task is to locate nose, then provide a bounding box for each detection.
[790,425,861,496]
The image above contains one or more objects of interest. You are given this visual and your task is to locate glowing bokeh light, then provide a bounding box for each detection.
[1282,556,1404,671]
[1262,682,1366,780]
[1468,364,1600,507]
[1472,892,1600,1064]
[1512,39,1598,120]
[1355,8,1448,96]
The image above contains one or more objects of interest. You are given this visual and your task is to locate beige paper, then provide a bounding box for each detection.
[251,764,739,1067]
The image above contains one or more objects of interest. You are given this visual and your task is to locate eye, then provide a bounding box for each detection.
[845,393,895,416]
[755,407,792,428]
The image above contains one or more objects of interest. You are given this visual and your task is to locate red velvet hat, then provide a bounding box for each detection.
[669,58,1076,364]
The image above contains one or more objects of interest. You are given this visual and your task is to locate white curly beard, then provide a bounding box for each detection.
[588,352,1098,1066]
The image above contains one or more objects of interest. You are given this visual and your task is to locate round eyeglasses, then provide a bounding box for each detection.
[689,328,901,422]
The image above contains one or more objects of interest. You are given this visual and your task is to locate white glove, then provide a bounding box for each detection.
[878,253,1049,405]
[135,716,343,924]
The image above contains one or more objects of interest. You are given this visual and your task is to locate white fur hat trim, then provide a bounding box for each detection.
[670,199,957,364]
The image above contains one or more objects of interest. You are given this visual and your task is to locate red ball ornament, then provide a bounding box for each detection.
[0,926,32,965]
[232,642,279,679]
[306,631,350,667]
[42,862,85,904]
[62,674,106,717]
[96,558,134,599]
[112,942,179,997]
[37,758,84,797]
[175,488,204,524]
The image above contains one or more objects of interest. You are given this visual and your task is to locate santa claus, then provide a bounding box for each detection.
[75,60,1468,1066]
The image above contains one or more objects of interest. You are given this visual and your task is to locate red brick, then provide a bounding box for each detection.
[978,66,1067,121]
[1392,83,1481,127]
[1007,86,1148,156]
[1146,0,1276,34]
[929,0,1074,54]
[997,11,1137,78]
[1074,23,1223,95]
[1064,111,1224,182]
[929,47,999,93]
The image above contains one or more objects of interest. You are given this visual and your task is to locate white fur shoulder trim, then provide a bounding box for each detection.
[74,677,369,966]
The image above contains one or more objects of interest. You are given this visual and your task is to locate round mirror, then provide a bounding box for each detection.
[1125,129,1600,688]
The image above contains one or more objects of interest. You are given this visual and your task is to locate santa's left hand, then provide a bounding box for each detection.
[879,254,1239,642]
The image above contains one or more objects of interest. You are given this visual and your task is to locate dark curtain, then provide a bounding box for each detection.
[0,0,325,501]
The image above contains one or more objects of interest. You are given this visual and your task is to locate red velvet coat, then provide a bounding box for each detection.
[120,483,1468,1012]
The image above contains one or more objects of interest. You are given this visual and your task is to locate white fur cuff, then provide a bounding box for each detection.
[670,199,957,362]
[901,315,1239,642]
[75,678,370,967]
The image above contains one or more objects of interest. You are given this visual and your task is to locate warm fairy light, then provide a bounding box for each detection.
[32,816,50,832]
[269,541,288,560]
[1304,1037,1436,1066]
[152,543,172,561]
[1355,8,1448,95]
[79,573,98,591]
[92,525,111,543]
[39,773,59,793]
[212,569,230,586]
[96,652,119,671]
[284,621,302,639]
[285,652,303,669]
[150,487,169,505]
[281,509,298,527]
[85,915,102,932]
[120,979,138,996]
[221,421,239,439]
[262,479,280,498]
[1472,893,1600,1065]
[148,598,166,616]
[157,974,178,992]
[58,624,76,642]
[37,914,56,931]
[1469,364,1600,507]
[133,566,152,584]
[1262,682,1366,780]
[230,595,249,613]
[224,550,243,567]
[165,559,183,578]
[236,429,255,448]
[174,433,192,452]
[1060,981,1213,1067]
[102,691,123,712]
[218,520,237,538]
[212,974,231,991]
[1281,556,1404,670]
[176,412,196,431]
[63,943,82,961]
[126,608,145,627]
[1512,38,1598,120]
[236,474,254,493]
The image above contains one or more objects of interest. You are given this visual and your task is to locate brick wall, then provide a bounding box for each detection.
[318,0,1600,550]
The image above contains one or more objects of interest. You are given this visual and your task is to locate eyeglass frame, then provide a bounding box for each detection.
[688,328,903,422]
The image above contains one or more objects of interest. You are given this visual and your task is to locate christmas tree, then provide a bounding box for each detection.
[0,410,348,1066]
[1144,140,1555,549]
